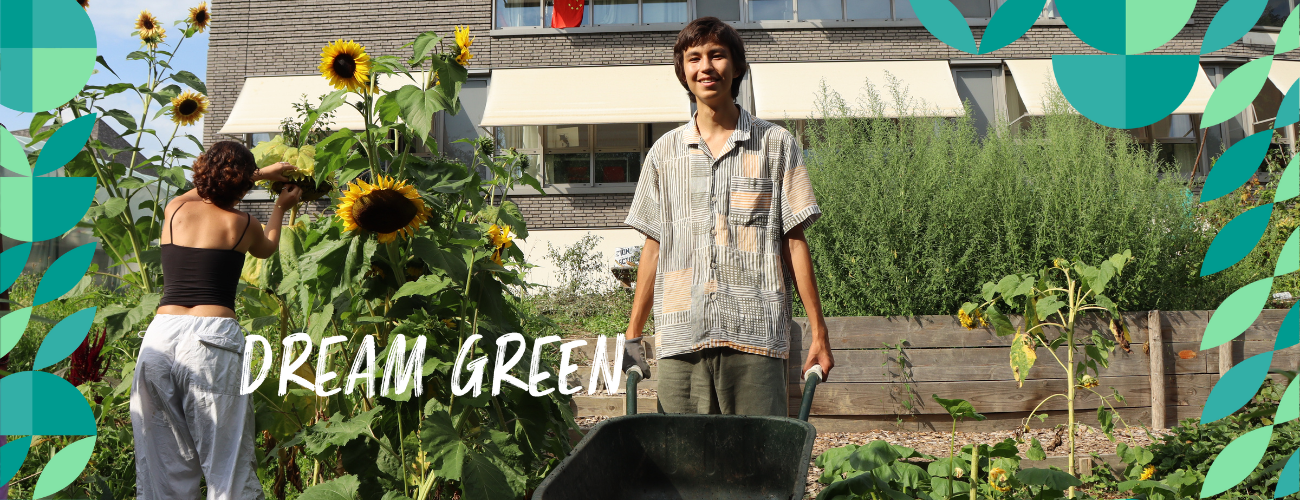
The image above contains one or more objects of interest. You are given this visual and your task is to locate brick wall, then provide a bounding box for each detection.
[510,193,634,228]
[237,199,333,225]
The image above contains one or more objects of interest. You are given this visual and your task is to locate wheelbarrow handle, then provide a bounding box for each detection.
[625,366,644,415]
[798,365,823,422]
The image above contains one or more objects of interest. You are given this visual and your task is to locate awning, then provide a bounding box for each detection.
[1267,60,1300,93]
[479,66,690,126]
[1004,59,1216,116]
[218,73,428,135]
[748,61,966,119]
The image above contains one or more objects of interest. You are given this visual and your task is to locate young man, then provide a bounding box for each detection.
[621,17,834,416]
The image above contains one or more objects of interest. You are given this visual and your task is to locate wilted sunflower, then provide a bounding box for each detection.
[189,2,211,32]
[140,30,166,49]
[337,176,428,243]
[319,40,372,92]
[454,26,474,66]
[135,11,163,39]
[170,91,208,126]
[988,467,1010,493]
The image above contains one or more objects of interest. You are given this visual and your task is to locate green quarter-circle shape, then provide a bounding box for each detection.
[0,0,97,113]
[0,371,97,491]
[1053,54,1200,129]
[1055,0,1196,55]
[0,175,97,242]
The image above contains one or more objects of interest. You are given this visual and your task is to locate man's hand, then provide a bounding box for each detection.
[257,162,297,182]
[621,336,652,378]
[802,325,834,382]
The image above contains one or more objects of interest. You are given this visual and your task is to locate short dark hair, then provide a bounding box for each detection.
[192,141,256,208]
[674,17,747,103]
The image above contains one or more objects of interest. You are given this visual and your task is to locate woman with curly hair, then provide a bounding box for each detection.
[130,141,301,500]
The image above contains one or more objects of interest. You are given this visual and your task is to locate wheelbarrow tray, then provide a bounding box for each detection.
[534,413,816,500]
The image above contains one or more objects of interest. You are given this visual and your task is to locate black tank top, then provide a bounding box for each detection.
[158,202,250,310]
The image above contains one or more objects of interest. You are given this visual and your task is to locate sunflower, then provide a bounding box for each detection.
[958,308,975,329]
[1139,465,1155,481]
[189,2,211,33]
[988,467,1010,493]
[454,26,474,66]
[337,176,428,244]
[319,40,372,92]
[488,224,513,265]
[135,11,163,39]
[170,91,208,126]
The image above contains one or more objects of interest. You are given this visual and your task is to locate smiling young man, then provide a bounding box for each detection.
[620,17,834,416]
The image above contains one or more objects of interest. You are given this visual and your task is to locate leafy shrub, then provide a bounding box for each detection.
[801,80,1242,317]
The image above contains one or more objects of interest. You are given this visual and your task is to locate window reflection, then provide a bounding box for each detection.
[643,0,688,22]
[594,0,639,24]
[894,0,917,19]
[1260,0,1292,27]
[801,0,842,19]
[846,0,891,19]
[697,0,742,20]
[497,0,542,27]
[750,0,793,20]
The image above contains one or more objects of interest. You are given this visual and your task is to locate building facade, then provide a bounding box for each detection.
[206,0,1300,286]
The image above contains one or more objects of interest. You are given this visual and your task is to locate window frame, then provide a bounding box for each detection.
[495,123,677,193]
[949,63,1009,138]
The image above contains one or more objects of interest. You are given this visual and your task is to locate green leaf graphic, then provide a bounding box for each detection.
[1276,376,1298,423]
[0,306,32,359]
[33,242,95,306]
[1277,6,1300,54]
[1202,425,1274,497]
[1203,56,1274,128]
[1201,204,1274,276]
[31,307,96,370]
[1202,0,1270,55]
[1275,153,1298,202]
[1201,350,1274,424]
[1201,129,1274,202]
[31,436,96,498]
[0,436,31,487]
[979,0,1046,54]
[1278,228,1298,276]
[0,243,32,293]
[1127,0,1197,54]
[1277,304,1298,351]
[1201,277,1274,350]
[0,127,30,176]
[910,0,976,53]
[1276,450,1299,498]
[32,113,97,177]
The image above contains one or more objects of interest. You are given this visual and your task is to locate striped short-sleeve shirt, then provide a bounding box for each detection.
[625,107,821,360]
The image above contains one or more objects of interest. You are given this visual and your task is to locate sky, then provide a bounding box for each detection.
[0,0,209,165]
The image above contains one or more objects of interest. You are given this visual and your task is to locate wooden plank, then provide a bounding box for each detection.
[804,405,1205,433]
[790,374,1216,416]
[784,342,1210,383]
[1220,342,1235,376]
[1149,310,1166,429]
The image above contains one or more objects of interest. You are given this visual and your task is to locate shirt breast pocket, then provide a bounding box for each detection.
[728,176,774,227]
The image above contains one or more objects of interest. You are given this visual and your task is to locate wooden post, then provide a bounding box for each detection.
[1219,342,1234,377]
[1148,310,1166,429]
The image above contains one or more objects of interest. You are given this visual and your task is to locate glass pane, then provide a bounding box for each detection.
[497,0,542,27]
[250,133,272,146]
[545,0,593,26]
[697,0,742,21]
[644,0,688,22]
[596,124,640,149]
[650,122,685,144]
[952,0,990,17]
[595,152,642,183]
[953,69,996,138]
[846,0,890,19]
[1260,0,1290,27]
[751,0,793,20]
[893,0,917,19]
[802,0,843,19]
[594,0,638,24]
[1042,0,1057,18]
[497,126,541,150]
[546,125,589,149]
[546,153,592,184]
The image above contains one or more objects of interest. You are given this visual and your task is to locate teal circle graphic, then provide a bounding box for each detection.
[1053,54,1200,129]
[0,0,98,112]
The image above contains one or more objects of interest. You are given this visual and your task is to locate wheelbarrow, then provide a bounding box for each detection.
[534,364,825,500]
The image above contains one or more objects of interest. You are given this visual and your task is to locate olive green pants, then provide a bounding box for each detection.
[656,347,789,417]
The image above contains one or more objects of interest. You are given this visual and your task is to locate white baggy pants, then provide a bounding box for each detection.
[129,314,265,500]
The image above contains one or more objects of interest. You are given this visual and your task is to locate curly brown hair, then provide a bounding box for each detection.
[193,141,256,208]
[674,17,747,104]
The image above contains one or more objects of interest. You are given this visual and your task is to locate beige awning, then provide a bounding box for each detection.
[1267,59,1300,93]
[479,66,690,126]
[1004,59,1215,116]
[218,73,428,135]
[748,61,966,119]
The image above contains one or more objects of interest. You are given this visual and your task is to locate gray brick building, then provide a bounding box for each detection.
[205,0,1300,285]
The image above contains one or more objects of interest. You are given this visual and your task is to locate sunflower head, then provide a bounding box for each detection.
[454,26,474,66]
[1139,465,1155,481]
[189,3,211,32]
[135,11,163,39]
[319,40,372,92]
[488,224,513,249]
[170,91,208,126]
[988,468,1010,493]
[337,176,429,243]
[958,308,974,329]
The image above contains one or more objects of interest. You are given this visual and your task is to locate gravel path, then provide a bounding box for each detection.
[573,416,1167,499]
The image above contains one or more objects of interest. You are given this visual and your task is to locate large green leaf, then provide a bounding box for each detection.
[1016,468,1082,489]
[395,85,446,144]
[392,274,452,302]
[932,394,986,421]
[171,70,207,94]
[420,401,466,480]
[848,440,902,472]
[298,475,361,500]
[303,405,384,455]
[460,450,514,500]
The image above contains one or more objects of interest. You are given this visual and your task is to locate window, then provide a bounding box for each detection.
[951,66,1006,138]
[496,123,685,188]
[495,0,1035,27]
[1259,0,1294,28]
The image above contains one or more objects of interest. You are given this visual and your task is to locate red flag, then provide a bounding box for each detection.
[552,0,584,28]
